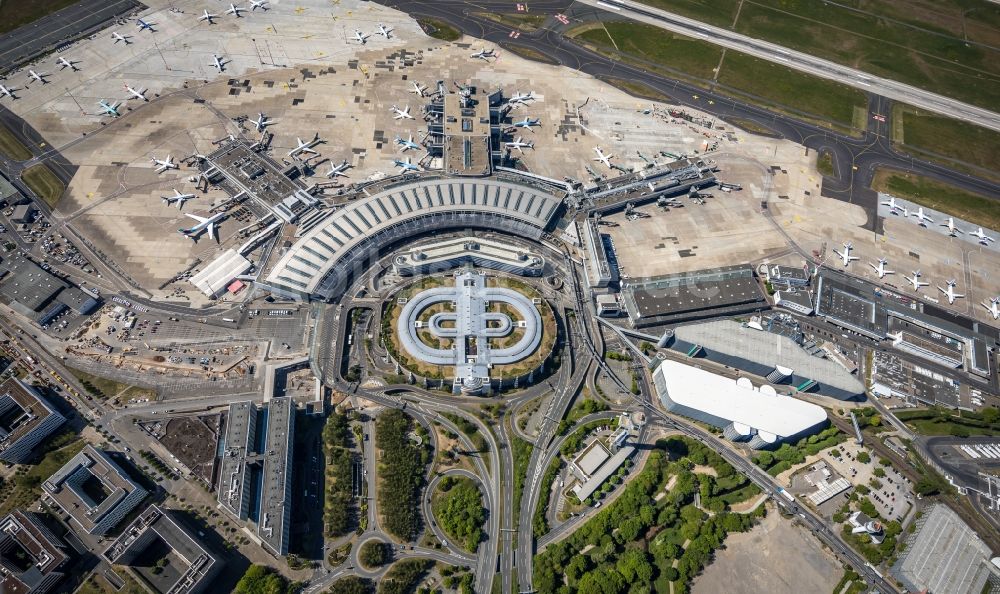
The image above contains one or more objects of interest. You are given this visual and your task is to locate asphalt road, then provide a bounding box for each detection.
[378,0,1000,208]
[575,0,1000,133]
[0,0,143,75]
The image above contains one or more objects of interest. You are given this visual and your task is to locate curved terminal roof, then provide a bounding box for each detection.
[653,359,827,439]
[266,178,562,296]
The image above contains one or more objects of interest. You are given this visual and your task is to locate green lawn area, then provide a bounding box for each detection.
[511,434,533,526]
[816,151,835,177]
[0,0,80,34]
[0,434,85,516]
[570,21,867,131]
[893,104,1000,182]
[871,169,1000,231]
[895,407,1000,437]
[632,0,1000,111]
[0,124,32,161]
[66,366,155,402]
[76,570,146,594]
[21,164,65,209]
[475,13,546,32]
[417,18,462,42]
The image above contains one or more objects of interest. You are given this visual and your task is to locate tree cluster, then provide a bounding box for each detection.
[376,410,431,541]
[235,565,294,594]
[377,559,433,594]
[433,476,486,552]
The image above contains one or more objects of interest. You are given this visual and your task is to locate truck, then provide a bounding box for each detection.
[776,487,795,503]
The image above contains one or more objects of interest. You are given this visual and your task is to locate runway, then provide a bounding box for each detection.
[379,0,1000,212]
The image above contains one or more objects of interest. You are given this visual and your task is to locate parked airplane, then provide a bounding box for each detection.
[198,10,218,23]
[225,3,246,17]
[326,160,351,178]
[911,207,934,225]
[210,55,228,72]
[0,84,17,100]
[377,23,392,38]
[982,297,1000,321]
[136,18,156,32]
[56,57,80,71]
[390,105,414,120]
[509,90,535,105]
[880,196,902,212]
[178,211,225,242]
[27,70,48,85]
[287,133,321,157]
[124,84,147,101]
[511,117,540,131]
[971,227,996,244]
[97,99,122,117]
[151,155,177,173]
[904,271,929,291]
[470,48,496,60]
[249,0,269,10]
[937,280,964,304]
[394,156,421,173]
[395,134,422,152]
[111,32,132,44]
[505,136,534,153]
[249,113,275,132]
[833,242,859,267]
[354,29,371,44]
[869,258,894,279]
[593,147,613,168]
[162,189,195,208]
[410,82,427,97]
[940,217,964,236]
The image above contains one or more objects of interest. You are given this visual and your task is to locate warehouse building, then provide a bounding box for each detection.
[104,505,220,594]
[622,264,767,328]
[0,378,66,463]
[218,398,294,556]
[393,235,543,277]
[0,510,69,594]
[652,359,828,449]
[189,249,253,298]
[43,445,148,535]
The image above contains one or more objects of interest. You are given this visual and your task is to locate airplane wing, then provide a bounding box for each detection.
[207,222,217,240]
[185,213,209,224]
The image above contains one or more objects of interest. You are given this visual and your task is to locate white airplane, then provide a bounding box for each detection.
[225,3,246,17]
[136,18,156,32]
[880,196,902,212]
[911,207,934,225]
[287,134,321,157]
[395,134,422,152]
[971,227,995,244]
[0,84,18,100]
[940,217,964,236]
[833,242,860,267]
[124,84,147,101]
[198,10,217,23]
[410,82,427,97]
[593,147,613,168]
[111,32,132,44]
[511,117,541,132]
[27,70,49,85]
[937,280,965,304]
[178,211,225,242]
[56,57,79,71]
[869,258,894,279]
[377,23,392,38]
[505,136,534,153]
[470,48,496,60]
[509,90,535,105]
[390,105,414,120]
[151,155,177,173]
[982,297,1000,321]
[162,189,195,208]
[97,99,121,117]
[394,157,421,173]
[249,113,275,132]
[249,0,269,10]
[326,160,351,178]
[904,270,929,291]
[210,55,228,72]
[354,29,371,44]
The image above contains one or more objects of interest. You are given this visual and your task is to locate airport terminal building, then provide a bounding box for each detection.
[652,359,828,449]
